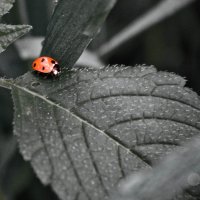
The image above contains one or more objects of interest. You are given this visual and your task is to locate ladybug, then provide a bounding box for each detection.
[32,56,61,76]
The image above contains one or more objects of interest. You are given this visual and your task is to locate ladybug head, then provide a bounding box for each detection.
[52,64,61,76]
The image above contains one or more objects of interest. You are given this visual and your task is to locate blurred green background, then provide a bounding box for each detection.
[0,0,199,199]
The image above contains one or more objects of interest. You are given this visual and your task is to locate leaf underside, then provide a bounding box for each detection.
[12,66,200,200]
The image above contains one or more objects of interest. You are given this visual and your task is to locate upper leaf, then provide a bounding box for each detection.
[0,0,14,18]
[0,24,32,53]
[0,1,32,54]
[11,65,200,200]
[41,0,116,68]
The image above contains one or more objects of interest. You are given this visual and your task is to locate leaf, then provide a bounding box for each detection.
[10,65,200,200]
[0,24,32,53]
[0,0,15,18]
[0,1,32,54]
[41,0,116,68]
[113,136,200,200]
[97,0,196,57]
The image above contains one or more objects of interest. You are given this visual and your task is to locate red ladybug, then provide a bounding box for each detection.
[32,56,61,76]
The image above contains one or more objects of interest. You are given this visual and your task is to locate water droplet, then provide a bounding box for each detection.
[187,172,200,186]
[31,82,40,87]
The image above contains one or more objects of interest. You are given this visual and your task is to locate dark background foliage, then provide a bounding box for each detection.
[0,0,199,199]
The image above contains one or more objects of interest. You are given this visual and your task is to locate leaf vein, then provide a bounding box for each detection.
[117,146,126,178]
[52,107,92,200]
[75,94,200,112]
[13,84,137,160]
[82,123,109,196]
[34,97,55,183]
[107,117,200,132]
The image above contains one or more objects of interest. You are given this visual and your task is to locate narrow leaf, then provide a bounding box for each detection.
[10,66,200,200]
[97,0,196,57]
[0,24,32,53]
[41,0,116,68]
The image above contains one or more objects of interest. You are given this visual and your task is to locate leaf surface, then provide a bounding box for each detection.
[12,66,200,200]
[0,0,14,18]
[0,24,32,53]
[113,136,200,200]
[0,1,32,54]
[41,0,116,68]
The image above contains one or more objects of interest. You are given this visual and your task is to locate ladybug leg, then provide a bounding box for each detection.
[51,72,56,80]
[32,70,40,76]
[37,71,47,79]
[43,75,48,79]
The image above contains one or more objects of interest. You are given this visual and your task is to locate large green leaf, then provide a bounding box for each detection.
[9,65,200,200]
[41,0,116,68]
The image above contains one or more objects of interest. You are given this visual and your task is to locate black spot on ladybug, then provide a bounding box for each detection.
[42,66,45,70]
[41,58,45,62]
[51,60,56,64]
[33,63,36,67]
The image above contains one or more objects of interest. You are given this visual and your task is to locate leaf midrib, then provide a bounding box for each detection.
[12,83,135,159]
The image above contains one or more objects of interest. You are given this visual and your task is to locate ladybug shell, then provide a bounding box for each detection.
[32,57,58,73]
